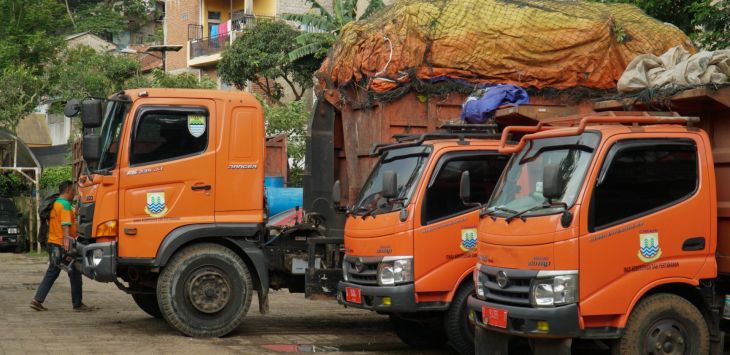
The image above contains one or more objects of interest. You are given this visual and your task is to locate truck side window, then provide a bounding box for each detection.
[591,139,697,230]
[424,155,508,224]
[130,109,208,166]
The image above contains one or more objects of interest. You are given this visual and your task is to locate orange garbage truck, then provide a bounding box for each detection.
[468,86,730,354]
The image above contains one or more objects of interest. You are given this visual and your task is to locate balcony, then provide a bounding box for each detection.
[187,14,275,67]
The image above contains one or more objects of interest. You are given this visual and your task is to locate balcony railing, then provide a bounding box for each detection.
[190,32,230,59]
[188,14,319,60]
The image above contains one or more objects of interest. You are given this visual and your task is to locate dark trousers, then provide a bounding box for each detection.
[34,243,82,307]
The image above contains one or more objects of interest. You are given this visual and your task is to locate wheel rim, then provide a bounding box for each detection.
[186,267,231,314]
[643,318,688,355]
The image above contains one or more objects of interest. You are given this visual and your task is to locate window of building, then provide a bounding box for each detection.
[590,139,698,230]
[423,154,509,224]
[130,108,208,166]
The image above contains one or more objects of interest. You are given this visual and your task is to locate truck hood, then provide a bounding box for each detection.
[343,208,413,256]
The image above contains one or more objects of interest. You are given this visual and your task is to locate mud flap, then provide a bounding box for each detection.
[711,330,725,355]
[257,288,270,314]
[305,268,342,299]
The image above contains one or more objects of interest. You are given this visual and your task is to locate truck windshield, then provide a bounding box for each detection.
[353,146,431,216]
[96,100,130,172]
[486,132,599,219]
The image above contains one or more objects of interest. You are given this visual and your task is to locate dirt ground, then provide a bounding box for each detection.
[0,252,453,355]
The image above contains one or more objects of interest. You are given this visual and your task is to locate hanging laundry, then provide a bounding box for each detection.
[210,24,219,38]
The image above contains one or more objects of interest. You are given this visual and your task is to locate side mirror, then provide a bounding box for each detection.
[460,171,481,207]
[64,99,80,117]
[83,134,102,163]
[81,99,103,128]
[382,171,398,199]
[542,164,564,201]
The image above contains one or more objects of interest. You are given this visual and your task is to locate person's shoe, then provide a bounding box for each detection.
[73,303,93,312]
[30,299,47,311]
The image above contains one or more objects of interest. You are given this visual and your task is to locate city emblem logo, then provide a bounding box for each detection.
[638,232,662,263]
[460,228,478,252]
[144,191,169,218]
[188,115,206,138]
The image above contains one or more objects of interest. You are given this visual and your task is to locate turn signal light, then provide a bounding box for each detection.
[96,220,118,237]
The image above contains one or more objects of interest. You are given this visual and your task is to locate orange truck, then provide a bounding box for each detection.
[335,126,510,355]
[468,86,730,354]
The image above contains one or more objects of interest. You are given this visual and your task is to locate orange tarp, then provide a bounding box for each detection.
[318,0,695,93]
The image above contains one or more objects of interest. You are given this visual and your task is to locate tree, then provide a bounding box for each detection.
[218,20,320,103]
[260,99,310,187]
[0,66,47,130]
[690,0,730,50]
[282,0,385,60]
[0,0,69,71]
[69,0,160,41]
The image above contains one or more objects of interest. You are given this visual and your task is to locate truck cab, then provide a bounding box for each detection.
[69,89,285,337]
[468,111,720,354]
[337,127,510,354]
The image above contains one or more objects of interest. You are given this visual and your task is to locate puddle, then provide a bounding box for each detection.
[261,343,412,353]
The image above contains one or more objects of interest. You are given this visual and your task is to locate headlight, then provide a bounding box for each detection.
[7,227,18,234]
[377,259,413,286]
[342,258,349,282]
[474,268,485,298]
[91,249,104,266]
[531,272,578,307]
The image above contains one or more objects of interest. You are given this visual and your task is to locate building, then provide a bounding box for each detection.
[164,0,328,83]
[65,32,117,53]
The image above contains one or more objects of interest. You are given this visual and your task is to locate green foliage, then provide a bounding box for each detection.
[690,0,730,50]
[282,0,385,60]
[72,0,159,40]
[0,66,47,129]
[260,99,310,186]
[144,69,217,89]
[594,0,730,50]
[0,173,22,197]
[39,166,72,191]
[218,20,320,103]
[0,0,69,71]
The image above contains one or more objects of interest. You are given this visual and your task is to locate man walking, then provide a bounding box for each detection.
[30,180,90,311]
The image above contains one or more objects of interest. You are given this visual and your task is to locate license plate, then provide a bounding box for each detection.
[345,287,361,304]
[482,306,508,328]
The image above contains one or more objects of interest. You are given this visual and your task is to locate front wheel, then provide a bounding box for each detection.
[616,293,709,355]
[157,243,253,337]
[444,282,475,355]
[390,313,448,349]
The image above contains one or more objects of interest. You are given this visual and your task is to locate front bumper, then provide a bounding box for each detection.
[337,281,417,312]
[468,295,581,338]
[73,241,117,282]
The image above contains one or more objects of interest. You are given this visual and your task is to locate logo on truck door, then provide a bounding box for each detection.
[638,231,662,263]
[187,115,206,138]
[144,191,169,218]
[460,228,478,252]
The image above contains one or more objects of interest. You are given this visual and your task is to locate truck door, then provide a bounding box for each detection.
[117,101,216,259]
[579,135,710,316]
[413,151,509,296]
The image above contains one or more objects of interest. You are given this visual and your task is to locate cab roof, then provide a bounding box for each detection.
[122,88,260,107]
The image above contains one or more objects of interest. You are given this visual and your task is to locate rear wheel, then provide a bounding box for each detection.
[157,243,253,337]
[389,313,448,349]
[617,293,709,355]
[444,282,475,355]
[132,293,162,318]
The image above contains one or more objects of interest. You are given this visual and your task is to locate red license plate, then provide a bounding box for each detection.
[482,306,508,328]
[345,287,361,304]
[0,236,3,242]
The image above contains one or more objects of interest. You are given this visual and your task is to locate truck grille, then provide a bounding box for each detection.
[477,265,538,307]
[77,202,94,240]
[344,256,380,286]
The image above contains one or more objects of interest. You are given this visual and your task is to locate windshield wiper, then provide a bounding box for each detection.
[482,206,518,218]
[504,201,569,223]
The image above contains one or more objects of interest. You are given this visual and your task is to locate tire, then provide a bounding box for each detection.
[617,293,709,355]
[132,293,163,318]
[157,243,253,337]
[389,313,448,349]
[445,282,475,355]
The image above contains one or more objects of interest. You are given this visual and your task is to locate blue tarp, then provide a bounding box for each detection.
[460,84,529,124]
